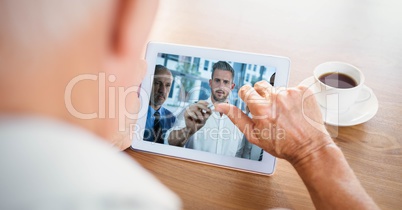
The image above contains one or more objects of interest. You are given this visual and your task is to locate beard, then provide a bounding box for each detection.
[212,91,228,103]
[151,94,166,107]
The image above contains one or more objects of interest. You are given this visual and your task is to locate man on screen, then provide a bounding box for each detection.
[166,61,245,157]
[143,65,176,144]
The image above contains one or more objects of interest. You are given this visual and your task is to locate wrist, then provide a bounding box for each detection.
[185,126,197,137]
[290,140,379,210]
[176,127,193,147]
[287,131,335,165]
[292,142,345,175]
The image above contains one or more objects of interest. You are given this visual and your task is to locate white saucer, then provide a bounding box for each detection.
[299,76,379,126]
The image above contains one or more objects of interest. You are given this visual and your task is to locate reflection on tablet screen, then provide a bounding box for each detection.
[143,53,277,161]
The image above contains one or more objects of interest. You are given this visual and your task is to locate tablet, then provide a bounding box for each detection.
[131,42,291,175]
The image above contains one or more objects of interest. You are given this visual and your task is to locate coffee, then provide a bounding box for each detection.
[318,72,357,88]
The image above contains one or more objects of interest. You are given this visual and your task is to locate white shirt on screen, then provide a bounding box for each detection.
[166,98,245,157]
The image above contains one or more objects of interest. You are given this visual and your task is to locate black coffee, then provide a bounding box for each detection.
[318,72,357,88]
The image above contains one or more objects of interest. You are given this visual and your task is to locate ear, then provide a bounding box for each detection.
[231,83,236,90]
[209,79,212,88]
[105,0,159,85]
[98,0,159,149]
[113,0,158,56]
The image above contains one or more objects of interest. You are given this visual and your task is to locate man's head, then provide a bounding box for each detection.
[150,65,173,110]
[0,0,159,150]
[209,61,235,103]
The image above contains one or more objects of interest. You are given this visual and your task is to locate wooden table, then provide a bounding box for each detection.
[125,0,402,209]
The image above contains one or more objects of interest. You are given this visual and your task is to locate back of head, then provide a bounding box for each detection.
[0,0,105,52]
[0,0,113,120]
[0,0,183,209]
[0,0,159,148]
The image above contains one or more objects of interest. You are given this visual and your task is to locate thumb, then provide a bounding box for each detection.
[215,103,255,136]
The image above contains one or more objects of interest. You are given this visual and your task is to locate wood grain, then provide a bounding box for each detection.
[125,0,402,209]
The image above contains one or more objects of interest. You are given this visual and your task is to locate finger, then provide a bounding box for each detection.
[254,80,273,99]
[196,101,210,111]
[185,109,198,121]
[238,85,252,100]
[192,102,209,112]
[193,110,205,121]
[202,107,212,115]
[297,85,314,98]
[238,85,265,105]
[197,100,209,106]
[238,85,270,118]
[214,103,256,139]
[203,111,212,120]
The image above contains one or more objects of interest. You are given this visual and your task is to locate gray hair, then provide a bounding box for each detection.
[155,65,172,76]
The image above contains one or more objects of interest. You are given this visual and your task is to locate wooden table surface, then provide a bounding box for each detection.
[125,0,402,209]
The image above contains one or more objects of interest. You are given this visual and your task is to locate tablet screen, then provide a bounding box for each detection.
[132,42,290,175]
[143,52,276,161]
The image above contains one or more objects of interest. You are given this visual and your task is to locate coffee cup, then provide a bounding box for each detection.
[313,61,370,112]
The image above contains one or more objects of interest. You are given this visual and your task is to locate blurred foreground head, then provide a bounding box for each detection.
[0,0,159,150]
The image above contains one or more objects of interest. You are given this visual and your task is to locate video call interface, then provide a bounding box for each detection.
[143,52,277,161]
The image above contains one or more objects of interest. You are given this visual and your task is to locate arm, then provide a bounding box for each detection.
[215,81,379,210]
[294,143,378,210]
[168,127,193,147]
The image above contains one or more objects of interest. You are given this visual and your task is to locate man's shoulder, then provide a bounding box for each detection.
[161,107,176,118]
[0,117,181,209]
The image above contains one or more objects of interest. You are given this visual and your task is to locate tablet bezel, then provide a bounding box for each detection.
[131,42,291,175]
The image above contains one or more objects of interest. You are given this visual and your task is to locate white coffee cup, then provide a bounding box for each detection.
[313,62,370,112]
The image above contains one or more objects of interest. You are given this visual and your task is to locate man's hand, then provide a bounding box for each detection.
[217,80,380,210]
[215,80,333,165]
[184,101,212,135]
